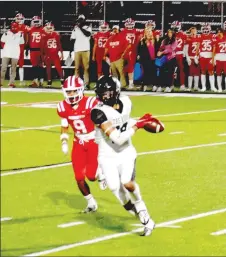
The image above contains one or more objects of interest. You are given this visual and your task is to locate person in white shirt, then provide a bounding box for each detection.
[1,22,24,87]
[70,15,92,89]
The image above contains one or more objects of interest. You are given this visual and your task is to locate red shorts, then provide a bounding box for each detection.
[216,60,226,76]
[30,51,42,67]
[96,50,105,74]
[189,59,200,76]
[44,55,61,68]
[124,51,136,73]
[71,139,98,182]
[199,57,213,74]
[18,45,25,67]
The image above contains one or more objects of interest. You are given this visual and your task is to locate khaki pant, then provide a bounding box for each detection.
[1,57,18,85]
[74,51,90,85]
[110,58,127,88]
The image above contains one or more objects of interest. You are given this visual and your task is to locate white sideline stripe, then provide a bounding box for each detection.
[211,229,226,236]
[22,208,226,257]
[58,221,86,228]
[131,224,181,228]
[219,133,226,136]
[1,108,226,133]
[0,217,12,222]
[1,141,226,177]
[169,131,184,135]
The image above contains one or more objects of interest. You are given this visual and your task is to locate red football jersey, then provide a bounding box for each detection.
[42,31,62,56]
[57,96,98,139]
[186,35,201,57]
[214,36,226,54]
[175,31,187,53]
[28,26,44,49]
[17,24,30,34]
[120,28,141,47]
[199,34,214,58]
[93,31,110,50]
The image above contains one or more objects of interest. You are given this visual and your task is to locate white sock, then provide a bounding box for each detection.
[201,74,206,89]
[84,194,96,206]
[129,182,142,202]
[129,80,133,87]
[34,78,38,83]
[19,68,24,82]
[112,185,130,205]
[134,200,151,225]
[209,75,215,90]
[40,78,44,83]
[217,76,222,91]
[194,76,199,89]
[9,67,12,76]
[188,76,193,89]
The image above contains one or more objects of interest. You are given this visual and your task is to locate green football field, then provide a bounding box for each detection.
[1,85,226,256]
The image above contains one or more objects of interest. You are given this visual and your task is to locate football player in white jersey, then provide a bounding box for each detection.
[91,75,156,236]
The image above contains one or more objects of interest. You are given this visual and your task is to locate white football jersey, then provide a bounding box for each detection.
[92,95,136,157]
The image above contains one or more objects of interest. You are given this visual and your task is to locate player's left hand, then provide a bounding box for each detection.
[135,113,153,129]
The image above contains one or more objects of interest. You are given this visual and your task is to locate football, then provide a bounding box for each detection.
[143,118,165,133]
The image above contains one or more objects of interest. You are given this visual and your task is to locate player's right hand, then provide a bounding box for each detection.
[62,142,68,155]
[186,57,191,66]
[135,113,153,129]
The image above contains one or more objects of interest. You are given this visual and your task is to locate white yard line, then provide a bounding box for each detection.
[1,141,226,177]
[211,229,226,236]
[219,133,226,137]
[0,217,12,222]
[131,224,181,228]
[2,101,59,107]
[1,108,226,133]
[58,221,86,228]
[22,208,226,257]
[169,131,184,135]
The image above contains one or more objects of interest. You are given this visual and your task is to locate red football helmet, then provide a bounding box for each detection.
[99,21,109,32]
[10,22,19,33]
[15,13,25,24]
[44,22,54,33]
[201,23,211,35]
[145,20,156,30]
[62,76,84,104]
[171,20,182,31]
[31,16,42,27]
[124,18,135,29]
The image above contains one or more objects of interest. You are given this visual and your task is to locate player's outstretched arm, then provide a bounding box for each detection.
[60,119,69,155]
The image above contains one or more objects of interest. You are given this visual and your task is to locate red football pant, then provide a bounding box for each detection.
[124,51,136,73]
[45,55,63,80]
[176,54,185,85]
[216,60,226,75]
[200,57,213,74]
[189,59,200,76]
[18,45,25,67]
[30,51,42,67]
[71,140,98,182]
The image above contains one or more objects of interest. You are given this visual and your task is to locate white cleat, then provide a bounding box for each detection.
[98,179,107,191]
[152,85,157,92]
[180,85,186,91]
[141,219,155,236]
[164,86,171,93]
[218,89,222,93]
[200,87,206,92]
[81,204,98,213]
[156,86,162,92]
[211,87,218,92]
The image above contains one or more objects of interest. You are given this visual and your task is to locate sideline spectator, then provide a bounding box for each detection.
[104,25,129,89]
[156,29,177,92]
[70,15,92,89]
[0,22,24,88]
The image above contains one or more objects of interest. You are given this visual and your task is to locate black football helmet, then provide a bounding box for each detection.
[95,75,121,106]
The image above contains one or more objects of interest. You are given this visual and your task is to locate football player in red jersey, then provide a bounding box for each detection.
[198,24,217,92]
[184,27,201,91]
[28,16,45,87]
[15,13,30,86]
[121,18,142,89]
[57,76,106,213]
[171,21,187,91]
[92,22,110,78]
[213,28,226,92]
[41,22,64,87]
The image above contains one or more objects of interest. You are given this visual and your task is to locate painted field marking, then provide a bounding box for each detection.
[211,229,226,236]
[58,221,86,228]
[1,102,8,105]
[169,131,184,135]
[22,208,226,257]
[219,133,226,137]
[0,217,12,222]
[131,223,181,228]
[1,141,226,177]
[1,108,226,133]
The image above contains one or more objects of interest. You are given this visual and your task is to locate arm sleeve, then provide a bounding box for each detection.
[109,128,135,146]
[91,109,108,126]
[61,118,69,128]
[79,25,91,37]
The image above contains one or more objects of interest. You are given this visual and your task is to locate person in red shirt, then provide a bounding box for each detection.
[28,16,45,87]
[171,21,187,91]
[213,28,226,92]
[41,22,64,87]
[57,75,106,213]
[92,22,110,78]
[104,25,129,89]
[184,26,201,91]
[15,13,30,86]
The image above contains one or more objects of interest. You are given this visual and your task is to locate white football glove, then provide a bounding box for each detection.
[194,56,199,65]
[186,56,191,66]
[62,141,68,155]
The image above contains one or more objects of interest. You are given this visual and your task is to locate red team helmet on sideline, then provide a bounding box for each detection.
[31,16,42,27]
[171,20,182,31]
[201,23,211,34]
[145,20,156,30]
[10,22,19,33]
[62,76,84,104]
[124,18,135,29]
[15,13,25,24]
[44,22,54,33]
[99,21,109,32]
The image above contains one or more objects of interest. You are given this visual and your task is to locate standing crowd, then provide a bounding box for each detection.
[1,13,226,92]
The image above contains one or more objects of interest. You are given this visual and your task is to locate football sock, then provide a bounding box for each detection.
[188,76,193,89]
[217,76,222,91]
[134,200,150,225]
[123,199,136,216]
[77,180,90,196]
[129,182,142,202]
[194,76,199,89]
[19,68,24,82]
[201,74,206,89]
[84,194,96,206]
[209,75,215,90]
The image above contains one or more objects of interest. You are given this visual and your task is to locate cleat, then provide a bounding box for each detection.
[140,219,155,236]
[98,179,107,191]
[81,204,98,213]
[143,85,147,92]
[180,85,186,91]
[152,85,157,92]
[29,82,39,88]
[156,86,162,92]
[9,84,16,88]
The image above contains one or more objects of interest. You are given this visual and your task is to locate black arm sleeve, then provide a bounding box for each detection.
[91,109,108,126]
[79,26,91,37]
